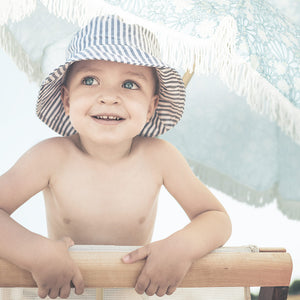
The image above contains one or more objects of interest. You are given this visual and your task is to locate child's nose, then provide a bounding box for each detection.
[97,95,120,105]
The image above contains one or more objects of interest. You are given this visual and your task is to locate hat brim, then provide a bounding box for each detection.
[37,45,185,137]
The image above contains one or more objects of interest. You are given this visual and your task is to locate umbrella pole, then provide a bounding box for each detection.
[182,64,195,87]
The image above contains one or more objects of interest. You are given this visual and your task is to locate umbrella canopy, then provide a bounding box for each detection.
[1,0,300,219]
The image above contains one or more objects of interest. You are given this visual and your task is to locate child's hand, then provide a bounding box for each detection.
[30,237,84,299]
[122,238,192,297]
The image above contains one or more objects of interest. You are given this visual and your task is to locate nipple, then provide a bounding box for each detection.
[63,218,71,224]
[139,216,146,224]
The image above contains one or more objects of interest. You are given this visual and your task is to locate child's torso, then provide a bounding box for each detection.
[43,137,162,246]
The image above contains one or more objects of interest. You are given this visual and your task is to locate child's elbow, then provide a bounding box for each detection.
[220,211,232,245]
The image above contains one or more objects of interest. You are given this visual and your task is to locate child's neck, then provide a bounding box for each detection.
[75,134,135,163]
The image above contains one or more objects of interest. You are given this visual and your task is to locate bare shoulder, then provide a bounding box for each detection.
[134,136,182,162]
[28,136,74,157]
[0,136,78,214]
[20,135,80,169]
[134,136,176,152]
[34,135,75,149]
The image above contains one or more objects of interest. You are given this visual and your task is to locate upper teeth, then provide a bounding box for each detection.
[95,115,120,120]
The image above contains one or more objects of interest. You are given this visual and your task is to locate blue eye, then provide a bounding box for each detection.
[82,77,98,86]
[123,81,139,90]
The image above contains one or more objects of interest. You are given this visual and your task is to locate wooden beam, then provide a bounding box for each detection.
[0,250,292,288]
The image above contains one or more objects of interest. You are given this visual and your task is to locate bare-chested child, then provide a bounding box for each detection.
[0,15,231,299]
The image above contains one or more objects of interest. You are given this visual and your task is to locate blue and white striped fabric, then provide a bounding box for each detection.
[36,15,185,137]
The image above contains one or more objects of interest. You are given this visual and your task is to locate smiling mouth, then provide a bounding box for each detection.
[92,115,124,121]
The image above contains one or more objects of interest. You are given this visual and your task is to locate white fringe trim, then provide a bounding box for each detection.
[277,197,300,221]
[0,0,36,25]
[188,158,300,220]
[1,0,300,144]
[188,158,276,206]
[0,25,42,82]
[218,57,300,147]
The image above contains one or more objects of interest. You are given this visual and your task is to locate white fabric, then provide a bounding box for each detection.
[0,287,250,300]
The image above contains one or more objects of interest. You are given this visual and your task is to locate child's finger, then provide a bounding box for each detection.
[37,287,49,299]
[166,285,177,295]
[122,246,149,263]
[145,282,158,296]
[134,274,150,294]
[156,286,168,297]
[59,283,71,299]
[72,268,85,295]
[48,287,60,299]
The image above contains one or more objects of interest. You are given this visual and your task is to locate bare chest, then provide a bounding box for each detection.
[44,157,162,244]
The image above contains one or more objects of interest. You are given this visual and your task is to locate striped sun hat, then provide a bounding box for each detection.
[36,15,185,137]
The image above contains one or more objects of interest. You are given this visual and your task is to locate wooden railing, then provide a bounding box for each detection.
[0,247,293,300]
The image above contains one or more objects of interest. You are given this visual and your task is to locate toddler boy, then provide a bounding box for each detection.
[0,15,231,299]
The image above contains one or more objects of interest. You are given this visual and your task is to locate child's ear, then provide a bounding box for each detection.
[147,95,159,121]
[61,86,70,115]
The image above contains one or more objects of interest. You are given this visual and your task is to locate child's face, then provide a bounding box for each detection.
[61,60,159,144]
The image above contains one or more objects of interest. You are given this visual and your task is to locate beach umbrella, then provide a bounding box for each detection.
[1,0,300,219]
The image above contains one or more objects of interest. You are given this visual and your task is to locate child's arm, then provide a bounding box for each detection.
[123,139,231,297]
[0,139,84,298]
